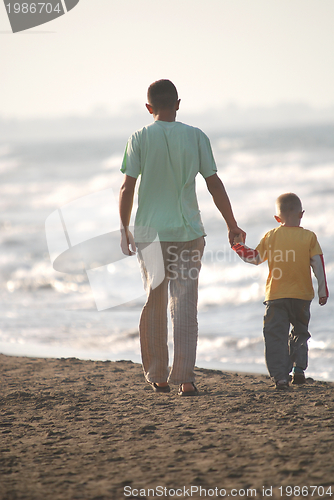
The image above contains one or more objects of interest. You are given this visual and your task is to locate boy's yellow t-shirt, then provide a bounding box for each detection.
[256,226,323,301]
[121,120,217,242]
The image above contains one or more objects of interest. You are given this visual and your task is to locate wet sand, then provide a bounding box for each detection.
[1,354,334,500]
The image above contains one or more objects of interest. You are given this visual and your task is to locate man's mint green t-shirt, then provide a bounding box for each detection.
[121,120,217,242]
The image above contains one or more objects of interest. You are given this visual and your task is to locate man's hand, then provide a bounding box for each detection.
[233,232,245,246]
[228,226,246,247]
[319,296,328,306]
[121,228,136,256]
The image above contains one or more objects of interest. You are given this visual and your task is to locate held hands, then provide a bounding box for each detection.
[319,297,328,306]
[228,226,246,247]
[233,233,244,245]
[120,228,136,256]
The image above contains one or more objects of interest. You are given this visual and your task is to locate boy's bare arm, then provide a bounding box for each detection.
[119,175,137,255]
[205,173,246,246]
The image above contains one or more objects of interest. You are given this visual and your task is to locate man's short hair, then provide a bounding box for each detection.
[147,80,178,111]
[276,193,302,214]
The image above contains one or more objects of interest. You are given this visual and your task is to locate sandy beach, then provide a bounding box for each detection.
[1,354,334,500]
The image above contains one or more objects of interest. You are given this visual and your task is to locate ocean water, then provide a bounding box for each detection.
[0,124,333,380]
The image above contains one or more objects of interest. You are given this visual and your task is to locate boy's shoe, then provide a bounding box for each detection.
[291,371,306,385]
[275,379,289,390]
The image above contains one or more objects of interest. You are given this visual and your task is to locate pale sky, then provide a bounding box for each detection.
[1,0,334,118]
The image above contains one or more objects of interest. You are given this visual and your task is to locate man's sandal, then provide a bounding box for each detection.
[178,382,199,397]
[150,383,170,393]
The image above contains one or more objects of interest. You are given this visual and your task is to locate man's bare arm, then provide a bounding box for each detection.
[205,173,246,246]
[119,175,137,255]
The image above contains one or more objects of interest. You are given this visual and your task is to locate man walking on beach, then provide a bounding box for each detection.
[119,79,245,395]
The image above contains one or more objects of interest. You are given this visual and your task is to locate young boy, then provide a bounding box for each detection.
[233,193,328,389]
[119,79,245,395]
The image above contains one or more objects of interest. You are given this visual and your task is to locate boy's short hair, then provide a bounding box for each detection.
[276,193,302,214]
[147,79,178,111]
